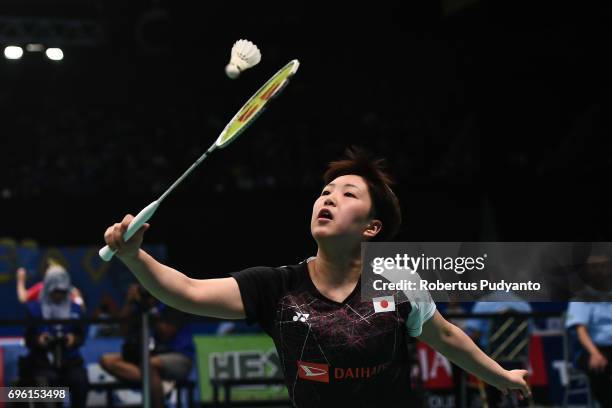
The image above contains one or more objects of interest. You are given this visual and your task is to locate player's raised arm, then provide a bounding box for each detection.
[104,214,245,319]
[418,311,531,399]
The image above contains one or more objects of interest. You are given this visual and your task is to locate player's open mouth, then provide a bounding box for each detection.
[317,208,333,221]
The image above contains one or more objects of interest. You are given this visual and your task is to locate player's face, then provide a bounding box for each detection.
[311,175,377,243]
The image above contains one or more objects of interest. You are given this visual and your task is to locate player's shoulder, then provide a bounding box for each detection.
[238,262,301,273]
[232,259,308,283]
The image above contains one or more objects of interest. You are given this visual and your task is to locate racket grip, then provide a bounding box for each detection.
[99,245,116,262]
[98,200,160,262]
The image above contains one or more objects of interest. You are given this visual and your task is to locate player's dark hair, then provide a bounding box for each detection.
[323,147,401,241]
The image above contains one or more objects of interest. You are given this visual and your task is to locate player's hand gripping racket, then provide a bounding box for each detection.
[99,59,300,261]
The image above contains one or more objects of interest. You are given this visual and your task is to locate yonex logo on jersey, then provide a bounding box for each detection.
[372,296,395,313]
[292,313,309,322]
[297,361,329,383]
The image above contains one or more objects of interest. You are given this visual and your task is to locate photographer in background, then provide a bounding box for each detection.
[100,284,194,408]
[21,267,88,407]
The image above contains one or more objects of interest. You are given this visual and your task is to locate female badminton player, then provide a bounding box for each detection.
[103,148,530,407]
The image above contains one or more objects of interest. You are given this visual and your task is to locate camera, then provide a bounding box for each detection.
[45,332,67,369]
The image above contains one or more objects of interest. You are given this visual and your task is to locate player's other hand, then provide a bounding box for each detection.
[495,369,531,400]
[104,214,150,260]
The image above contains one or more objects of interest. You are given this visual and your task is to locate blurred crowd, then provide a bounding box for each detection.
[2,99,610,201]
[1,3,609,202]
[0,101,458,199]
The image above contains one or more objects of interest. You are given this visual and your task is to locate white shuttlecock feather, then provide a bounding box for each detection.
[225,39,261,79]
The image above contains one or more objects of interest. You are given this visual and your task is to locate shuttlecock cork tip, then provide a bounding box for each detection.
[225,63,241,79]
[225,39,261,78]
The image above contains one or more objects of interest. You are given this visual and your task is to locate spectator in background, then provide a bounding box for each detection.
[100,284,194,408]
[88,294,121,338]
[21,267,88,407]
[566,251,612,408]
[16,260,85,310]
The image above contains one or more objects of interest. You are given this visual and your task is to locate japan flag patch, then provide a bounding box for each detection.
[372,296,395,313]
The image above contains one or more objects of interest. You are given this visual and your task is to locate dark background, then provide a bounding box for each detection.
[1,1,611,278]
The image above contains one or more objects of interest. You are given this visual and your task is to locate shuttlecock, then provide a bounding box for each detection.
[225,39,261,79]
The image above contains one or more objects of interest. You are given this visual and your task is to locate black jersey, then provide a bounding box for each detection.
[231,258,436,407]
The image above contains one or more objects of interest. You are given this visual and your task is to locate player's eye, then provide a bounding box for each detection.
[321,190,330,196]
[344,192,356,198]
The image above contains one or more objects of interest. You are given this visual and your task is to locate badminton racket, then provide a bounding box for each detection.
[99,59,300,261]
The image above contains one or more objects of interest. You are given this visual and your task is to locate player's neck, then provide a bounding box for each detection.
[312,246,362,286]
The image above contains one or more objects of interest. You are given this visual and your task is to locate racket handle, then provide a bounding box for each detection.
[98,200,160,262]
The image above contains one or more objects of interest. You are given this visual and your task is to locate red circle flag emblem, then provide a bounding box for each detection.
[373,296,395,313]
